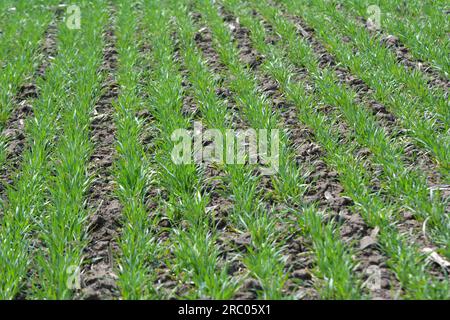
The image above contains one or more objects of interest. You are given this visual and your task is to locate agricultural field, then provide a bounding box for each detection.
[0,0,448,301]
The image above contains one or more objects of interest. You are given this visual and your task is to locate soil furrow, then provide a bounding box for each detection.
[220,7,399,299]
[79,11,121,300]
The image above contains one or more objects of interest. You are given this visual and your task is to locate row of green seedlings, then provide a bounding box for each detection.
[276,0,450,175]
[224,0,449,299]
[0,0,55,66]
[342,0,449,76]
[0,0,59,165]
[137,0,232,299]
[195,0,362,299]
[0,1,75,298]
[0,0,108,299]
[112,0,157,300]
[0,0,15,17]
[195,0,306,299]
[30,1,109,299]
[249,0,449,259]
[233,0,450,299]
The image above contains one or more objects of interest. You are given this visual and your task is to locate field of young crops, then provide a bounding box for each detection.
[0,0,448,300]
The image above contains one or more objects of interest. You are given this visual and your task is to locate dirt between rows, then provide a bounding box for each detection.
[78,10,121,299]
[0,16,59,202]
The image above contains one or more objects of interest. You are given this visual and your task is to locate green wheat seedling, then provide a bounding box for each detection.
[273,60,449,299]
[138,0,234,299]
[221,0,364,299]
[0,0,447,302]
[0,3,86,299]
[173,3,293,299]
[0,1,59,167]
[194,0,295,299]
[251,0,449,254]
[171,5,253,299]
[0,0,60,124]
[194,0,366,299]
[299,207,361,299]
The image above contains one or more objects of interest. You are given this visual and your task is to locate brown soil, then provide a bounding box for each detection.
[79,12,121,300]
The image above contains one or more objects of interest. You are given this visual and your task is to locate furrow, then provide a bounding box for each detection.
[80,7,121,300]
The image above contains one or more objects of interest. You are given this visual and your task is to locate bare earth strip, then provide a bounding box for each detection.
[80,9,121,300]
